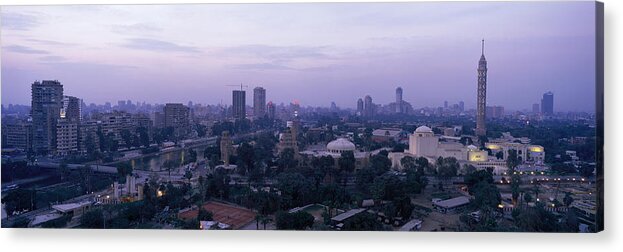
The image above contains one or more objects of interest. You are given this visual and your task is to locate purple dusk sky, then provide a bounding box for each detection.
[1,2,596,112]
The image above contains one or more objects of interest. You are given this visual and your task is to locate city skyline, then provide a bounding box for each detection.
[1,2,596,112]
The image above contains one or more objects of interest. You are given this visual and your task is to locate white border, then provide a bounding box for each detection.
[0,0,620,251]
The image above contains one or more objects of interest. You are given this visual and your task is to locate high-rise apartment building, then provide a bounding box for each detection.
[253,87,266,117]
[232,90,246,119]
[61,95,82,122]
[164,103,190,137]
[31,80,64,154]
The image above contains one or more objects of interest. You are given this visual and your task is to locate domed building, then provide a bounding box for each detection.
[388,125,545,176]
[408,126,438,157]
[299,137,371,170]
[326,138,357,154]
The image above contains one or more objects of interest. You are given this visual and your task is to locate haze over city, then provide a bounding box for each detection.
[1,2,596,112]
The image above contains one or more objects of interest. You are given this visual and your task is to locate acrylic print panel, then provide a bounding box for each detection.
[0,1,604,232]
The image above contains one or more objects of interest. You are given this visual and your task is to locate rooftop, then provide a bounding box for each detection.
[51,201,93,213]
[398,219,423,231]
[331,208,366,222]
[433,196,470,209]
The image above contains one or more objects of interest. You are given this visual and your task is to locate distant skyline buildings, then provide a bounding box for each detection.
[1,3,596,112]
[253,87,266,117]
[163,103,190,136]
[232,90,246,119]
[541,91,555,116]
[363,95,374,118]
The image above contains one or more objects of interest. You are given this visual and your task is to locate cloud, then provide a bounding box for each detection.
[120,38,200,53]
[40,61,137,71]
[0,12,40,31]
[25,38,77,47]
[231,62,294,71]
[111,23,162,34]
[224,44,332,61]
[39,55,66,62]
[3,45,49,54]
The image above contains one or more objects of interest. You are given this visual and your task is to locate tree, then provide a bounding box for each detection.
[162,160,178,181]
[401,156,416,171]
[415,157,430,174]
[523,193,533,207]
[403,157,427,194]
[107,132,119,152]
[338,151,356,185]
[512,203,562,232]
[198,208,213,221]
[532,184,541,202]
[393,195,415,219]
[184,170,193,185]
[237,142,255,175]
[275,211,315,230]
[277,148,298,171]
[463,170,493,195]
[58,161,70,181]
[579,164,595,178]
[342,212,385,231]
[461,164,477,175]
[260,215,272,230]
[137,127,150,147]
[79,165,94,194]
[437,157,459,182]
[338,151,356,173]
[1,188,37,215]
[187,149,198,164]
[81,209,105,228]
[369,152,390,174]
[370,173,408,202]
[116,162,133,182]
[355,167,376,192]
[276,172,313,209]
[507,149,521,205]
[471,180,501,210]
[563,192,574,207]
[120,129,133,149]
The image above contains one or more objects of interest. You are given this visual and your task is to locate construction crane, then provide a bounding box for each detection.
[226,83,248,91]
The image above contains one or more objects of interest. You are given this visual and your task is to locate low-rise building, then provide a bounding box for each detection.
[331,208,367,230]
[432,196,470,213]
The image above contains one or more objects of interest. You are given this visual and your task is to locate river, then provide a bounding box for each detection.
[125,146,208,171]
